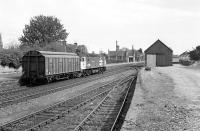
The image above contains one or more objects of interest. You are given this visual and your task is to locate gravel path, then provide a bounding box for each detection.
[121,65,200,131]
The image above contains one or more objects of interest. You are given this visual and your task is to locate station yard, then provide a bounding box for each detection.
[122,64,200,131]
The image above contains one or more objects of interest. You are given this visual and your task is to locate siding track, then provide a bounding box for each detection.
[0,66,132,108]
[74,75,136,131]
[0,71,136,131]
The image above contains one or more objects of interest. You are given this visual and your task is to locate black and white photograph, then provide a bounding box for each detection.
[0,0,200,130]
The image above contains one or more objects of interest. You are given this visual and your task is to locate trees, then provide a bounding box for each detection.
[76,45,88,56]
[0,41,22,69]
[19,15,68,48]
[189,46,200,61]
[0,47,22,69]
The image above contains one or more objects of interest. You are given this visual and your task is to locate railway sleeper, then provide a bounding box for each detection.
[89,117,116,122]
[82,123,113,130]
[53,108,68,113]
[93,113,112,116]
[47,108,64,113]
[34,115,55,120]
[86,120,115,126]
[90,111,115,118]
[97,107,119,112]
[81,126,102,131]
[101,104,120,107]
[66,120,81,126]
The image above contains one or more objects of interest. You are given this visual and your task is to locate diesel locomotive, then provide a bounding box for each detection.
[20,50,106,85]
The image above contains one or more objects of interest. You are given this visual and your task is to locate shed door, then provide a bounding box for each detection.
[156,54,165,66]
[147,54,156,67]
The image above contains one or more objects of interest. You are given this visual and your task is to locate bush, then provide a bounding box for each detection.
[0,49,22,69]
[179,59,194,66]
[189,46,200,61]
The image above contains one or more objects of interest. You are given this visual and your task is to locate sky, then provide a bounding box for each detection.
[0,0,200,54]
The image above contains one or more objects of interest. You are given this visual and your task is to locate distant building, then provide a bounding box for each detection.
[107,41,144,63]
[0,33,3,49]
[172,55,180,64]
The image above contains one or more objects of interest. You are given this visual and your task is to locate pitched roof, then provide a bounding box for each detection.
[145,39,173,53]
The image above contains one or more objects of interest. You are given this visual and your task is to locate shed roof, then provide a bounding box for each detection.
[145,39,173,53]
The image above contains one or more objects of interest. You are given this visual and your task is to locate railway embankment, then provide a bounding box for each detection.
[121,64,200,131]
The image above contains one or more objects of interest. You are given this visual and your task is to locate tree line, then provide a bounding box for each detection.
[0,15,88,69]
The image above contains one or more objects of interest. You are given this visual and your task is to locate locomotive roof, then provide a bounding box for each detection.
[24,50,79,58]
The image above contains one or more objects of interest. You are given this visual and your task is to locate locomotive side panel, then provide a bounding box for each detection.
[99,57,106,67]
[86,57,100,69]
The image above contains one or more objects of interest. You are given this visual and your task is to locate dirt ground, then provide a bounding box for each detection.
[121,64,200,131]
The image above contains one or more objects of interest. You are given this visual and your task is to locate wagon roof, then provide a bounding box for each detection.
[39,51,78,56]
[24,50,79,58]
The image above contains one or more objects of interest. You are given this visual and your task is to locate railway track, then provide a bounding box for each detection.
[0,73,135,131]
[74,75,136,131]
[0,66,133,108]
[34,74,137,131]
[0,63,131,93]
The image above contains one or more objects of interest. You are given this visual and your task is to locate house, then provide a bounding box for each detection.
[172,55,180,64]
[179,51,190,61]
[145,39,173,67]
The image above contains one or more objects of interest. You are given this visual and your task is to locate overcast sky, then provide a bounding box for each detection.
[0,0,200,54]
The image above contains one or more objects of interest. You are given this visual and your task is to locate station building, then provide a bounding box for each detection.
[107,41,144,63]
[145,39,173,67]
